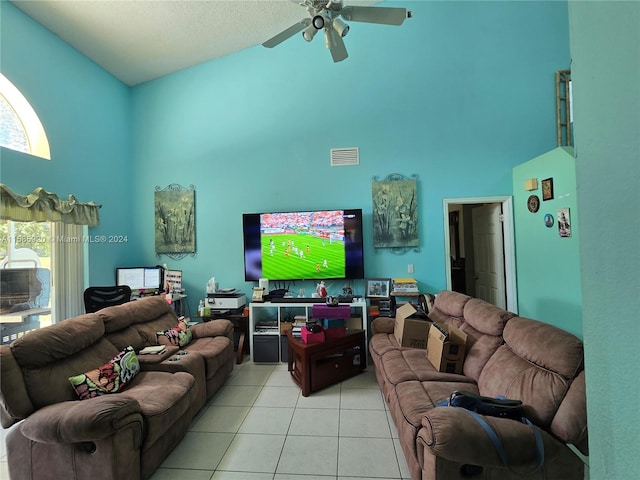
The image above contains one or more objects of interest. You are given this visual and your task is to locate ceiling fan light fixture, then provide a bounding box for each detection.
[324,28,337,49]
[312,15,324,29]
[302,24,318,42]
[332,17,349,37]
[312,11,331,30]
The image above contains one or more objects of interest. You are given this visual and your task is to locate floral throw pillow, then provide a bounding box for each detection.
[69,346,140,400]
[157,319,192,347]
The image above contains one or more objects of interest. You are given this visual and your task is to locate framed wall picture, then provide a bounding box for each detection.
[542,177,554,201]
[558,207,571,237]
[366,278,391,298]
[154,184,196,258]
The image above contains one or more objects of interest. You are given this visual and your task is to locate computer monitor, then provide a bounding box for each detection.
[115,266,164,293]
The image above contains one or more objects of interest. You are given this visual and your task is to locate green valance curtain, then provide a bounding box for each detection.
[0,184,101,226]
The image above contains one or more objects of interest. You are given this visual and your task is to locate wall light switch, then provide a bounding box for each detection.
[408,264,414,274]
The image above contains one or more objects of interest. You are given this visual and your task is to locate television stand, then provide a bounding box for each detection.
[249,301,368,363]
[268,297,325,303]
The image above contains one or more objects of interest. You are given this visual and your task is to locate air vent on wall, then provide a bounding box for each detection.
[330,147,359,166]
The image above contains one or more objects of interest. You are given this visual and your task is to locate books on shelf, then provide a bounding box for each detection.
[392,278,419,293]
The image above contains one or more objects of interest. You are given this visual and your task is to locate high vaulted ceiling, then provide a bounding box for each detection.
[11,0,380,86]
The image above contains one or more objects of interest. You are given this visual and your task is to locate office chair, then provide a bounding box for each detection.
[83,285,132,313]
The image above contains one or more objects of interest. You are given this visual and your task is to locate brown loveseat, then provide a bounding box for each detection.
[0,296,235,480]
[370,290,588,480]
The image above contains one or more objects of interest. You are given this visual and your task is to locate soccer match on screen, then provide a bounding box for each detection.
[260,211,347,280]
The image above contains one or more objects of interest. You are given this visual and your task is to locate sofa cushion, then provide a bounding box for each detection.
[121,370,195,448]
[388,379,481,479]
[185,336,233,379]
[477,316,584,429]
[69,346,140,400]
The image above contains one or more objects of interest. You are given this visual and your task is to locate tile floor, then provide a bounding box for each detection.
[0,358,412,480]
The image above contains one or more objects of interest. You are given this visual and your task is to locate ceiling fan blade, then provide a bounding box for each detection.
[262,19,310,48]
[341,6,407,26]
[325,28,348,63]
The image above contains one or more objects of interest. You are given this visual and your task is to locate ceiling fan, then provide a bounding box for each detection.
[262,0,410,62]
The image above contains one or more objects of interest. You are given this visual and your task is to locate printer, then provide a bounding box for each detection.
[205,290,246,310]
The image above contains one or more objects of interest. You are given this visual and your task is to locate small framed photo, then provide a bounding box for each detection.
[366,278,391,298]
[542,177,554,201]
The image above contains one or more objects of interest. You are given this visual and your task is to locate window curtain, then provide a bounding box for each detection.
[51,222,85,321]
[0,184,100,226]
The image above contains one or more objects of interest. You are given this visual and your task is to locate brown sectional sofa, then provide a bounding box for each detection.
[370,290,588,480]
[0,296,235,480]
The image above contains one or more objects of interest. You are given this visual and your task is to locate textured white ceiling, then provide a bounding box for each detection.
[11,0,379,86]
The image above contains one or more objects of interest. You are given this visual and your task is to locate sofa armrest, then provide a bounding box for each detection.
[371,317,395,335]
[191,319,233,339]
[418,406,551,469]
[20,396,143,445]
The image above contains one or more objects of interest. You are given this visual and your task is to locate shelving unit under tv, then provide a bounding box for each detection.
[249,301,368,364]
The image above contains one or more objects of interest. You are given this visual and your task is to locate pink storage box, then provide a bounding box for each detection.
[301,326,325,344]
[312,304,351,319]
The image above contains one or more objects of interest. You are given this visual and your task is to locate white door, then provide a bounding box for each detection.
[471,204,506,308]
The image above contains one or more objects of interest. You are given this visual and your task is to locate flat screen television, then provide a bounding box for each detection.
[242,208,364,282]
[116,266,164,293]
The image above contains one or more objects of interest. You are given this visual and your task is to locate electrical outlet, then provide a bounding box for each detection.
[408,264,414,274]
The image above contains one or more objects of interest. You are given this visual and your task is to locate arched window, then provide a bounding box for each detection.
[0,73,51,160]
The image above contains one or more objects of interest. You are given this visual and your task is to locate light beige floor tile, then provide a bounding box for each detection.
[254,386,300,408]
[337,437,401,478]
[216,433,286,473]
[150,467,214,480]
[212,472,274,480]
[340,387,385,410]
[340,368,379,389]
[238,406,294,434]
[190,405,250,433]
[0,461,8,480]
[266,369,298,387]
[288,408,339,436]
[339,409,391,438]
[393,437,412,479]
[209,385,263,406]
[226,364,276,386]
[386,410,399,438]
[276,475,335,480]
[160,431,234,470]
[276,435,338,476]
[295,384,341,409]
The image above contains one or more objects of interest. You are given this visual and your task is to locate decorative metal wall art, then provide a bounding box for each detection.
[371,173,419,253]
[154,184,196,259]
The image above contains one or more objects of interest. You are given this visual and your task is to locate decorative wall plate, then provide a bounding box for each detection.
[544,213,554,227]
[527,195,540,213]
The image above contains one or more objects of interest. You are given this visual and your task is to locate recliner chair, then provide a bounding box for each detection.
[83,285,131,313]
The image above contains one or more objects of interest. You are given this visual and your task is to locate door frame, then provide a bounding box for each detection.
[442,196,518,313]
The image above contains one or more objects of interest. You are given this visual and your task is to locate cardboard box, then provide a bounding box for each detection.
[346,315,362,330]
[425,322,468,374]
[280,322,293,335]
[393,303,431,349]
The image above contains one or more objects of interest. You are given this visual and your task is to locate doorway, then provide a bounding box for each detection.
[443,197,518,313]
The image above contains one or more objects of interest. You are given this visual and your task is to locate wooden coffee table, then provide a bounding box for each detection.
[287,329,366,396]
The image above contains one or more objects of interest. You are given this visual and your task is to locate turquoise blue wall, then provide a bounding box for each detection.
[512,147,582,338]
[130,0,570,311]
[0,2,140,282]
[569,1,640,478]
